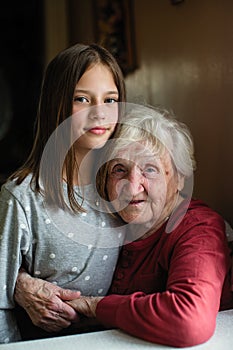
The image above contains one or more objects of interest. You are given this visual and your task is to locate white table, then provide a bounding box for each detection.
[1,310,233,350]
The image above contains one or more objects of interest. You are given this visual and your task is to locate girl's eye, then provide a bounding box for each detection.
[104,97,118,104]
[110,164,127,178]
[73,96,89,103]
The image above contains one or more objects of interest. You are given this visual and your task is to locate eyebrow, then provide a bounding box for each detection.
[114,155,157,160]
[74,89,118,95]
[111,157,159,166]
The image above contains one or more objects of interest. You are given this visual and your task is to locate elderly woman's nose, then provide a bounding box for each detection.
[125,167,145,193]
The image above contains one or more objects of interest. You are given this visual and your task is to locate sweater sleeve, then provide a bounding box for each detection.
[96,215,230,347]
[0,185,31,343]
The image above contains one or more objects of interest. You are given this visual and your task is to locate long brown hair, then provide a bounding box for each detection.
[10,43,126,212]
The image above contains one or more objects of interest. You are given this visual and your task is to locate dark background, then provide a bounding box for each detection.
[0,0,44,185]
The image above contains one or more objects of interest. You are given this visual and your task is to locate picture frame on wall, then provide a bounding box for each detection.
[93,0,137,76]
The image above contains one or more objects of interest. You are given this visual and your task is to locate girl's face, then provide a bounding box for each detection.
[72,63,119,155]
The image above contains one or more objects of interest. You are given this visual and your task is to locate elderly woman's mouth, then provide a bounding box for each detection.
[128,199,145,205]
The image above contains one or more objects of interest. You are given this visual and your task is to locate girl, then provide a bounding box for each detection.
[0,43,126,343]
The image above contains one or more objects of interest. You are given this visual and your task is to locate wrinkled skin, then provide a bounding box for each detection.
[15,270,81,332]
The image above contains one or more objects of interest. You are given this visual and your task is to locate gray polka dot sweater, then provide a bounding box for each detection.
[0,175,125,343]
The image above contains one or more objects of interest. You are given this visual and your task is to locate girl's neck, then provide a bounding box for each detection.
[64,150,96,186]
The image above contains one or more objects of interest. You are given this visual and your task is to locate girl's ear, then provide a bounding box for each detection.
[177,173,185,192]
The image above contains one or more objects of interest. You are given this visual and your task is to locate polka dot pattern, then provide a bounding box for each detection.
[1,179,124,328]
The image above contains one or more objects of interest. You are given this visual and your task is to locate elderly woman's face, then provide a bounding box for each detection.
[107,142,180,227]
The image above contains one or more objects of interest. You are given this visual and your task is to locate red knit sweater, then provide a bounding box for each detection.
[96,199,233,347]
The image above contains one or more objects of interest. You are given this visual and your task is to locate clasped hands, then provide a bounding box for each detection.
[15,269,103,332]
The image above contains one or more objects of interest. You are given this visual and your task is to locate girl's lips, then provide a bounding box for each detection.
[87,127,107,135]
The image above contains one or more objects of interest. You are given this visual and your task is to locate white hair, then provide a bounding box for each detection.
[112,104,196,178]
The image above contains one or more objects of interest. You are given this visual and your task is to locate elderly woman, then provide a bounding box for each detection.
[68,104,233,348]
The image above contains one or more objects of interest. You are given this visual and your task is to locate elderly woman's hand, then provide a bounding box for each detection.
[67,296,103,318]
[15,269,81,332]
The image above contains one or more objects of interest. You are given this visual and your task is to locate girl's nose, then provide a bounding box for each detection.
[89,104,106,120]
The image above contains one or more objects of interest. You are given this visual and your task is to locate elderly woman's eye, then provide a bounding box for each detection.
[143,166,159,178]
[111,164,127,178]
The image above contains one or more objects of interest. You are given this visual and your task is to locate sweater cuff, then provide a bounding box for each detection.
[96,294,127,328]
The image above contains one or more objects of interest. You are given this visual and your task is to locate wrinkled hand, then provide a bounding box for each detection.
[67,296,103,318]
[15,269,81,332]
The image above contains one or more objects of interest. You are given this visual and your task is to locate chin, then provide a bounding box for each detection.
[121,213,147,224]
[92,140,108,149]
